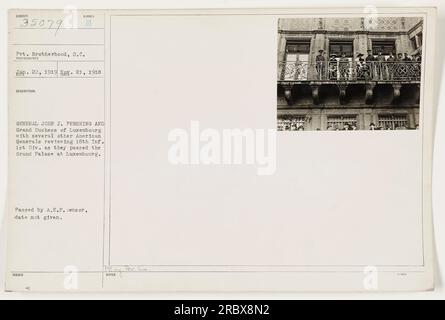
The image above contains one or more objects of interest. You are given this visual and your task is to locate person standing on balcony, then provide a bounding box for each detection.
[412,54,422,79]
[342,123,351,130]
[339,52,350,80]
[387,52,396,62]
[393,53,404,81]
[329,53,338,80]
[386,52,396,80]
[403,53,412,61]
[376,51,386,80]
[316,49,326,80]
[402,53,413,80]
[365,49,375,79]
[376,51,386,61]
[356,53,365,80]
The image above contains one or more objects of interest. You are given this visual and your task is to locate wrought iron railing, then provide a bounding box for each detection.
[278,61,421,82]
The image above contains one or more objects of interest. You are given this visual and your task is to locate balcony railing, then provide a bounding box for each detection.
[278,61,421,82]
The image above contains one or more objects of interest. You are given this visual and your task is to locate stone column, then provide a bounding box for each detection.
[365,83,375,105]
[392,84,402,104]
[277,34,287,80]
[311,85,320,105]
[355,33,368,57]
[373,113,379,127]
[414,110,420,129]
[313,33,326,54]
[396,34,414,55]
[416,84,421,104]
[283,85,293,106]
[311,33,326,79]
[415,35,420,49]
[311,111,322,131]
[338,84,348,105]
[407,112,415,129]
[320,112,328,130]
[363,109,373,130]
[277,34,287,61]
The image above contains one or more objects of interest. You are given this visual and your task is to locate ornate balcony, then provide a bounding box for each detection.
[278,61,421,106]
[278,61,421,83]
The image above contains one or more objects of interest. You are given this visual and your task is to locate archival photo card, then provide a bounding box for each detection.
[5,7,436,292]
[277,17,424,131]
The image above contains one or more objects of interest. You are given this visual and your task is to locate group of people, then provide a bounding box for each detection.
[326,123,358,131]
[277,119,305,131]
[368,122,414,130]
[277,119,417,131]
[315,49,421,80]
[328,122,410,130]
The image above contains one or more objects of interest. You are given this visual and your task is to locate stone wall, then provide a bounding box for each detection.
[277,107,419,130]
[278,17,423,32]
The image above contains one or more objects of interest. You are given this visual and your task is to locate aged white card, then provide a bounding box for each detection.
[6,7,436,292]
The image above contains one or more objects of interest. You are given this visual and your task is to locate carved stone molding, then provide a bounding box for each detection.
[311,85,320,105]
[416,84,421,104]
[283,85,293,106]
[392,84,402,104]
[338,84,348,105]
[365,83,375,105]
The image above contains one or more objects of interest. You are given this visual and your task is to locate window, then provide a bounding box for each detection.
[416,32,423,48]
[411,37,418,50]
[378,115,408,130]
[277,116,306,131]
[329,41,354,80]
[286,41,310,54]
[372,40,396,57]
[327,116,357,130]
[329,41,354,57]
[284,40,310,80]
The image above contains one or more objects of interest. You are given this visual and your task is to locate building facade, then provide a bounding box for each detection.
[277,17,423,131]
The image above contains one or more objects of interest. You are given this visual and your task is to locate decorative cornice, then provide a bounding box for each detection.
[408,20,424,35]
[280,30,409,36]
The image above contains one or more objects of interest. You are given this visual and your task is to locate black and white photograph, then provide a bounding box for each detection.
[277,16,424,131]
